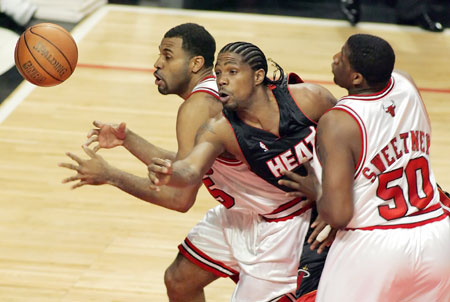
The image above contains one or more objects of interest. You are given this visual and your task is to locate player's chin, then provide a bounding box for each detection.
[223,102,237,111]
[157,85,169,95]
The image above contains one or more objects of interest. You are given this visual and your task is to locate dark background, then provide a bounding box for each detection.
[1,0,448,103]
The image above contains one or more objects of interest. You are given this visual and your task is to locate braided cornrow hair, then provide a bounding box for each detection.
[219,41,285,85]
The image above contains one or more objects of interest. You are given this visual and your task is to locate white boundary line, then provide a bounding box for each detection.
[1,4,447,124]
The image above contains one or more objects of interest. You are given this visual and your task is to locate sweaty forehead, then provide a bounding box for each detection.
[159,37,183,53]
[216,52,244,66]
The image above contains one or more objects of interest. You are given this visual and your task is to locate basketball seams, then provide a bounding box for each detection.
[31,24,77,45]
[23,28,63,83]
[29,27,76,73]
[14,22,78,87]
[14,35,28,81]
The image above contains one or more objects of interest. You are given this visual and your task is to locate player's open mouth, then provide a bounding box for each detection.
[154,72,163,86]
[219,91,231,103]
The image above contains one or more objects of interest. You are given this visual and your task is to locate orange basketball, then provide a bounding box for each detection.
[14,23,78,87]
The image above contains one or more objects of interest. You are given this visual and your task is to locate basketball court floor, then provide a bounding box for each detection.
[0,4,449,301]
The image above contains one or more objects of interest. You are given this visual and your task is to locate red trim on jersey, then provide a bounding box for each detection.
[186,88,220,100]
[184,75,219,100]
[341,77,395,102]
[267,197,305,214]
[297,290,317,302]
[222,112,250,167]
[407,203,441,216]
[285,73,317,126]
[216,156,243,166]
[178,238,239,279]
[276,293,297,302]
[345,212,448,231]
[262,198,312,223]
[201,75,216,81]
[329,106,367,179]
[438,186,450,216]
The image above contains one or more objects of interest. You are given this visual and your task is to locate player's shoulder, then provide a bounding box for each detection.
[288,82,337,122]
[182,91,222,115]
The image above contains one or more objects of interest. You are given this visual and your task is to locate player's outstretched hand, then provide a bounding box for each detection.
[278,162,321,202]
[148,158,173,191]
[84,120,127,152]
[59,145,112,189]
[307,216,337,254]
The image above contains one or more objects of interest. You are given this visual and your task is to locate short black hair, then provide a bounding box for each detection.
[164,23,216,68]
[218,41,284,85]
[346,34,395,85]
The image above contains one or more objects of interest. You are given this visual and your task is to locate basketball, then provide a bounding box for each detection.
[14,23,78,87]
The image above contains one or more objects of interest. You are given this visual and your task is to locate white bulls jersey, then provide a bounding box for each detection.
[187,75,219,99]
[334,71,446,229]
[203,156,309,222]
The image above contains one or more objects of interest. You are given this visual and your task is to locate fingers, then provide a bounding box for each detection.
[58,162,79,172]
[285,191,305,198]
[148,158,172,175]
[65,152,83,164]
[86,128,99,139]
[278,178,303,191]
[115,122,127,140]
[281,169,304,182]
[82,145,96,158]
[147,171,161,191]
[61,174,81,183]
[72,180,88,189]
[93,120,104,128]
[316,225,332,242]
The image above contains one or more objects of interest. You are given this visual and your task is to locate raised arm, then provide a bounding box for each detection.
[62,93,222,212]
[84,93,221,164]
[148,115,227,188]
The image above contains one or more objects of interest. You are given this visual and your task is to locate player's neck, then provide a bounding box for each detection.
[348,81,388,96]
[238,86,280,135]
[181,68,214,100]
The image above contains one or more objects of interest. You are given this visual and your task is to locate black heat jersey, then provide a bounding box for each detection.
[223,73,317,192]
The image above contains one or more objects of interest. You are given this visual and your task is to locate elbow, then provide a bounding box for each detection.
[171,188,197,213]
[318,201,354,229]
[328,215,352,229]
[174,200,193,213]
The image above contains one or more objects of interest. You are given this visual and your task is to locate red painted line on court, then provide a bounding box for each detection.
[77,63,154,73]
[77,63,450,95]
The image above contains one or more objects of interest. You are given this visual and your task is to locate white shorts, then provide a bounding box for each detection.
[179,205,311,302]
[317,218,450,302]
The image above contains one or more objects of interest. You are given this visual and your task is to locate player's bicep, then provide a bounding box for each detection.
[175,117,225,182]
[316,110,358,226]
[175,96,214,160]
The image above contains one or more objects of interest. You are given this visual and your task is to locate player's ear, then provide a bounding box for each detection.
[191,56,205,73]
[352,72,364,86]
[254,68,265,85]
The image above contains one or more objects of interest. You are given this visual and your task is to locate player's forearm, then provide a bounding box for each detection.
[166,161,203,187]
[123,130,176,164]
[107,167,196,212]
[317,193,353,229]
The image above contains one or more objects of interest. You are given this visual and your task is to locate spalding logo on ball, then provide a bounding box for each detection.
[14,23,78,87]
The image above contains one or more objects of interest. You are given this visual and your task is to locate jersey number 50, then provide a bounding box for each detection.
[376,156,434,220]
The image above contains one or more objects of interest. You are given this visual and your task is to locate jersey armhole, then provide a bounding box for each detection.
[330,106,367,178]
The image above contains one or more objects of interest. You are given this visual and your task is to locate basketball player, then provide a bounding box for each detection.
[60,27,335,301]
[148,41,336,301]
[280,33,450,301]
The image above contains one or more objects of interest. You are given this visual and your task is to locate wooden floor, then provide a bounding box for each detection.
[0,4,449,301]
